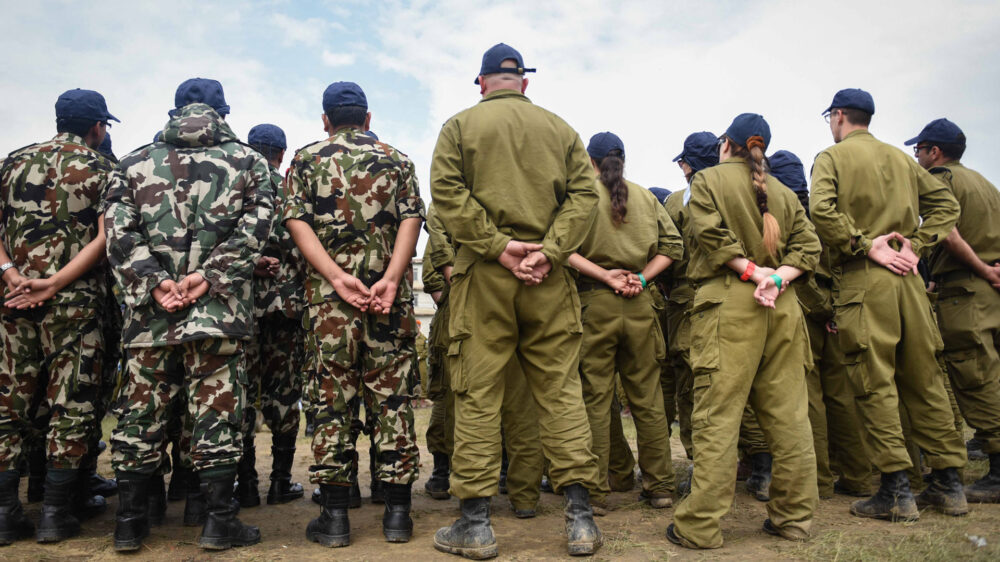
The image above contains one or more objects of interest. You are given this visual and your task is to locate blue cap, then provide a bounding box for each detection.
[673,131,719,173]
[248,124,287,149]
[904,118,965,146]
[724,113,771,150]
[55,89,119,123]
[365,130,379,140]
[824,88,874,116]
[97,133,113,157]
[474,43,536,85]
[586,132,625,160]
[769,150,808,195]
[648,187,672,204]
[323,81,367,113]
[174,78,230,116]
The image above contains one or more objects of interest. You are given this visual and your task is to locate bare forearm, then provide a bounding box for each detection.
[773,265,805,284]
[641,255,673,282]
[50,216,107,291]
[286,219,348,284]
[383,218,421,284]
[568,253,608,282]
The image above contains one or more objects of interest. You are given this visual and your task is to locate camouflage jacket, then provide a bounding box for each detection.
[281,128,425,305]
[1,132,123,309]
[253,165,304,319]
[106,103,275,348]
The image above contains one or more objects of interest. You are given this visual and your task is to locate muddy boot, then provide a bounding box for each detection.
[306,484,351,547]
[0,470,34,546]
[184,472,206,526]
[745,452,772,502]
[36,468,81,543]
[966,452,1000,503]
[198,471,261,550]
[26,447,45,504]
[382,482,413,542]
[113,475,150,552]
[677,465,693,499]
[266,433,304,504]
[564,484,601,556]
[147,474,167,526]
[916,467,968,516]
[540,475,555,494]
[235,440,260,508]
[434,497,497,559]
[167,447,189,502]
[850,470,919,522]
[424,452,451,500]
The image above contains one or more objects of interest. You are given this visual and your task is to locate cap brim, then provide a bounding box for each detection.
[903,135,920,146]
[821,105,833,116]
[672,152,683,162]
[106,113,121,123]
[474,75,481,85]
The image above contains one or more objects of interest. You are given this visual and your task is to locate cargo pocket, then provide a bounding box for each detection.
[446,339,468,394]
[689,374,712,430]
[943,348,989,390]
[832,289,869,360]
[565,269,584,335]
[936,285,982,350]
[689,296,724,374]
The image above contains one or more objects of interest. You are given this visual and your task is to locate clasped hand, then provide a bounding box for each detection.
[498,241,552,286]
[868,233,919,276]
[4,272,58,309]
[605,269,642,297]
[331,273,397,314]
[152,273,210,312]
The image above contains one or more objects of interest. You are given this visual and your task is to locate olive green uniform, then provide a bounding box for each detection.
[927,162,1000,455]
[673,158,821,548]
[810,129,966,473]
[663,191,695,458]
[575,179,684,502]
[430,89,601,499]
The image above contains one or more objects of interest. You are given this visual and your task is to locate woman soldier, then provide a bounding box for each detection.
[569,132,684,510]
[666,114,821,549]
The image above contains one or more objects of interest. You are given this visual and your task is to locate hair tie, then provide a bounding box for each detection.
[746,136,765,151]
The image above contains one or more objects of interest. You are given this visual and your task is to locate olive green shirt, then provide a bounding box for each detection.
[421,204,451,295]
[686,158,821,283]
[926,161,1000,277]
[809,130,959,266]
[661,189,690,286]
[430,90,598,268]
[575,179,683,273]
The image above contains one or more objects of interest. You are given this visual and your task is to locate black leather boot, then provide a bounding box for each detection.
[0,470,34,546]
[850,470,919,522]
[424,452,451,500]
[917,467,968,515]
[563,483,602,556]
[166,446,189,502]
[348,450,362,508]
[745,452,772,502]
[266,433,304,504]
[382,482,413,542]
[113,475,150,552]
[235,437,260,508]
[147,474,167,526]
[184,472,206,526]
[434,497,497,559]
[26,446,45,503]
[79,446,117,498]
[36,468,81,543]
[198,471,261,550]
[966,452,1000,503]
[304,408,316,438]
[306,484,351,547]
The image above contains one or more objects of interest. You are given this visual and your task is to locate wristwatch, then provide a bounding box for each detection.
[0,262,14,276]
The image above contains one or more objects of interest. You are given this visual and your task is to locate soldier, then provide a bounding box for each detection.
[283,81,424,547]
[235,123,305,508]
[906,118,1000,502]
[107,78,272,551]
[810,89,967,521]
[0,88,120,545]
[430,43,602,558]
[570,132,682,511]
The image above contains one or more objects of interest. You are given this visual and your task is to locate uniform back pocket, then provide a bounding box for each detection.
[833,289,868,356]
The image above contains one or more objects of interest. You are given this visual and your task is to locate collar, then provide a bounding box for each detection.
[53,132,88,147]
[479,90,531,104]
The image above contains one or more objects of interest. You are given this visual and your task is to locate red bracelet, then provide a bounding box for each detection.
[740,262,756,282]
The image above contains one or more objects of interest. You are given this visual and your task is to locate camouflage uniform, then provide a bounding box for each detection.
[107,103,273,476]
[283,128,425,486]
[0,132,120,471]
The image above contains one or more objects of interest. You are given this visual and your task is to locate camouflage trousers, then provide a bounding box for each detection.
[111,338,246,475]
[305,299,419,486]
[0,306,103,471]
[242,313,304,439]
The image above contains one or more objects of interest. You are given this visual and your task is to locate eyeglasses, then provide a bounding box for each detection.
[823,110,838,124]
[913,145,931,155]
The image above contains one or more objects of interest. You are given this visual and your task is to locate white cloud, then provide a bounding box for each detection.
[322,50,356,67]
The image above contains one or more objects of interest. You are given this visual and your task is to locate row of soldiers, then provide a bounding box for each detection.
[0,40,997,559]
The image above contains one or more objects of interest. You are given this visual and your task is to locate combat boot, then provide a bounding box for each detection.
[434,497,497,559]
[79,447,117,498]
[26,446,45,503]
[967,438,988,461]
[745,452,772,502]
[370,448,384,503]
[113,475,150,552]
[304,408,316,438]
[266,433,304,504]
[184,472,206,526]
[234,438,260,508]
[966,452,1000,503]
[850,470,919,522]
[198,471,261,550]
[167,446,189,501]
[147,474,167,526]
[916,467,968,516]
[0,470,34,546]
[36,468,81,543]
[424,452,451,500]
[382,482,413,542]
[306,484,351,547]
[564,483,602,556]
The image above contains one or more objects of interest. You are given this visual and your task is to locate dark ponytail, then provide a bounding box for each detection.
[597,149,628,225]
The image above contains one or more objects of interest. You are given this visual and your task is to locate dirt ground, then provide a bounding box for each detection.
[4,407,1000,561]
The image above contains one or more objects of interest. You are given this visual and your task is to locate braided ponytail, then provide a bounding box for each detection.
[745,136,780,258]
[598,149,628,225]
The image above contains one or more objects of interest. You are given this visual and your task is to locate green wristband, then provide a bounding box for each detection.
[637,273,648,289]
[769,274,783,290]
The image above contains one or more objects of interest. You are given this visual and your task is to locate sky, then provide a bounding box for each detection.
[2,0,999,211]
